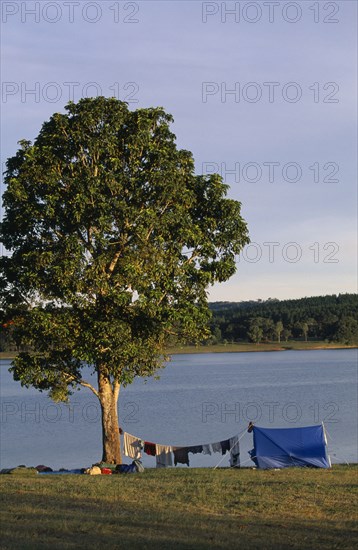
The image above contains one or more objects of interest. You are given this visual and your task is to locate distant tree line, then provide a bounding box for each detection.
[1,294,357,351]
[206,294,358,345]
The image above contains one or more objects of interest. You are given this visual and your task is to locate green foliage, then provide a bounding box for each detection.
[209,294,358,345]
[0,97,249,399]
[247,318,263,344]
[332,316,358,345]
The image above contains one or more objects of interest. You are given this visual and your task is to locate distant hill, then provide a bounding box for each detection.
[207,294,358,345]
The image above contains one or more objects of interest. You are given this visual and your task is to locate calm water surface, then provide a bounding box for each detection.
[0,349,357,469]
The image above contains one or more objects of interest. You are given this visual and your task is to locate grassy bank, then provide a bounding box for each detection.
[0,351,19,360]
[166,341,357,355]
[1,342,356,361]
[0,465,357,549]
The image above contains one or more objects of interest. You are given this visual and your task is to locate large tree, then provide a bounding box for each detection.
[0,97,249,463]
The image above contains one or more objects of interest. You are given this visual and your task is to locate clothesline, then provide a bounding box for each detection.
[213,427,248,469]
[122,430,243,468]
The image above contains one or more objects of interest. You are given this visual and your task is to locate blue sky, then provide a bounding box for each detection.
[1,0,357,301]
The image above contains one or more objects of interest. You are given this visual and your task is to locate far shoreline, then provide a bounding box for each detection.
[1,341,357,361]
[167,342,357,355]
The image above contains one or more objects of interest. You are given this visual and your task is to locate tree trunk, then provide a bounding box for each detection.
[98,369,122,464]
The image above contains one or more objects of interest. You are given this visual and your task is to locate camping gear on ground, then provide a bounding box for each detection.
[96,462,118,471]
[115,460,144,474]
[249,424,331,469]
[84,466,102,475]
[134,459,144,473]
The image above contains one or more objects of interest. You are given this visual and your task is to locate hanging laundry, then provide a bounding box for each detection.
[202,444,212,455]
[121,431,243,467]
[220,439,231,455]
[144,441,156,456]
[123,432,143,459]
[155,444,173,468]
[188,445,203,454]
[229,435,240,467]
[211,441,222,453]
[173,447,190,466]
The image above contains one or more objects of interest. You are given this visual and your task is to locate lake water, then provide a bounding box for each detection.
[0,349,357,469]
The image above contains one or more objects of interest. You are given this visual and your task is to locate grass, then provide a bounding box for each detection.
[166,341,357,355]
[0,465,357,549]
[1,341,356,361]
[0,351,19,360]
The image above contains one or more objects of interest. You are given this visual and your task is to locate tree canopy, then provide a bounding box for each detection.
[0,97,249,462]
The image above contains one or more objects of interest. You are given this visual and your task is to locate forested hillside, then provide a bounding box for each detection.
[207,294,358,345]
[1,294,357,352]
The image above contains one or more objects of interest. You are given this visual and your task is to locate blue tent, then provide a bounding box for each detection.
[249,424,331,469]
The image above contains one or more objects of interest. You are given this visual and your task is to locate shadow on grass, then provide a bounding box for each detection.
[0,475,357,550]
